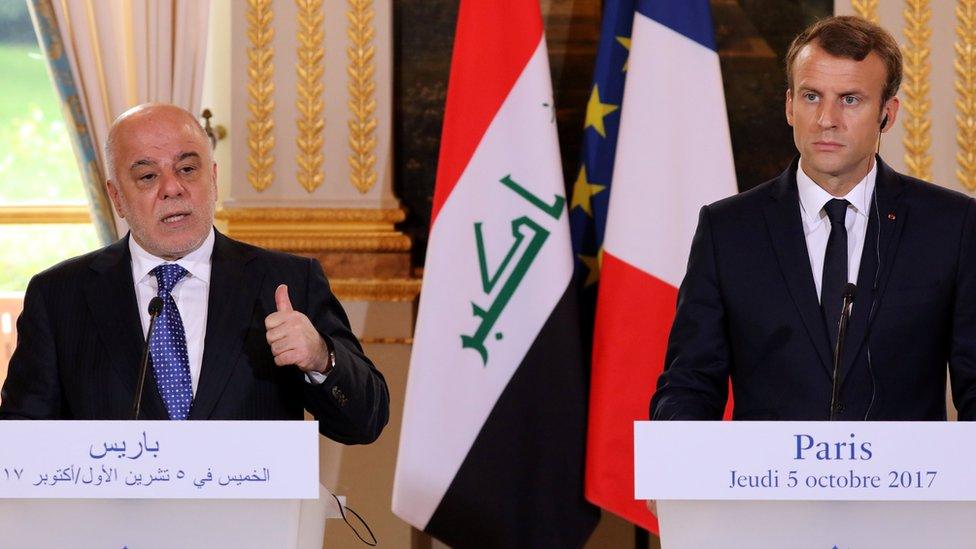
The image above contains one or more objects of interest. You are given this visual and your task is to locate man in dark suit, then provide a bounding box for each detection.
[0,103,389,444]
[650,16,976,421]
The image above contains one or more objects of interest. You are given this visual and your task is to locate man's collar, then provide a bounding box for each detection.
[796,159,877,226]
[129,227,215,284]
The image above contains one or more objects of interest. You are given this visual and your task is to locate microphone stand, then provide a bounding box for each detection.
[829,284,857,421]
[131,297,164,420]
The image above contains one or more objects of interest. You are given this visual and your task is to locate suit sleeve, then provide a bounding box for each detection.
[299,258,390,443]
[649,206,731,420]
[0,276,64,419]
[950,198,976,420]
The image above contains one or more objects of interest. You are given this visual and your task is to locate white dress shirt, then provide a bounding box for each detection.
[130,228,327,391]
[796,160,877,302]
[130,229,214,396]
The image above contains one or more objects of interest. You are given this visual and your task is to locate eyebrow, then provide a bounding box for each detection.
[128,152,201,171]
[176,152,201,162]
[798,86,867,96]
[129,159,158,170]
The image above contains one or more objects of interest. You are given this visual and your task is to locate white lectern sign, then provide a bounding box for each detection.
[0,420,318,498]
[0,421,331,549]
[635,421,974,501]
[635,421,976,549]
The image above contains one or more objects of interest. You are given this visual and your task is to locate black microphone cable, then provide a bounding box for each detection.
[330,492,378,546]
[864,167,883,420]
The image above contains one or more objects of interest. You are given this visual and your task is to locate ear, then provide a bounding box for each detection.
[106,180,126,218]
[880,96,900,133]
[785,89,794,126]
[210,162,219,199]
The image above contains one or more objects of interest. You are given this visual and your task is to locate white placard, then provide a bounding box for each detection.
[635,421,976,501]
[0,421,318,499]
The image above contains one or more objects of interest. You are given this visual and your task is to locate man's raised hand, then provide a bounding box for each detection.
[265,284,332,374]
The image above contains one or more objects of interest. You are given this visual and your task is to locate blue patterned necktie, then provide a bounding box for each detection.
[149,264,193,420]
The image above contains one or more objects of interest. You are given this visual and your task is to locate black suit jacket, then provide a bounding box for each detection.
[0,231,389,444]
[651,157,976,421]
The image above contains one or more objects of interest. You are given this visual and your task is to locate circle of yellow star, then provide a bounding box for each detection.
[585,85,619,138]
[571,166,606,216]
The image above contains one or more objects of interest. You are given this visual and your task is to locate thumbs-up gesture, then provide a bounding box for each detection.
[265,284,332,373]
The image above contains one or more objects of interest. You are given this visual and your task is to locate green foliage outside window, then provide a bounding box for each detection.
[0,3,99,292]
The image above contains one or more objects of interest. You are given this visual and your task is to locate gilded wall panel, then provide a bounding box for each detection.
[838,0,974,195]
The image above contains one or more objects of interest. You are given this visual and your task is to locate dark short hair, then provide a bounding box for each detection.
[785,16,903,104]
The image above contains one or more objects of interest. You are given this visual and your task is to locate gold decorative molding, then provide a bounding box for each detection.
[217,206,404,228]
[332,278,421,302]
[246,0,275,192]
[852,0,879,23]
[902,0,933,181]
[0,205,91,224]
[231,234,411,253]
[957,0,976,191]
[216,207,410,252]
[346,0,378,194]
[296,0,325,194]
[247,0,275,192]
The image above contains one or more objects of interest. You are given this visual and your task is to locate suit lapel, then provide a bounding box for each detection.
[189,231,263,419]
[840,157,908,385]
[865,158,909,320]
[762,160,835,376]
[85,236,168,420]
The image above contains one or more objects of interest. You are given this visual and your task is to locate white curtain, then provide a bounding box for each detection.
[48,0,211,234]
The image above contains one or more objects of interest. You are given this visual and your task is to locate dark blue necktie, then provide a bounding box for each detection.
[822,198,850,353]
[149,264,193,420]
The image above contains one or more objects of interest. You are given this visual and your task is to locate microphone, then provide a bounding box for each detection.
[131,297,164,420]
[829,283,857,420]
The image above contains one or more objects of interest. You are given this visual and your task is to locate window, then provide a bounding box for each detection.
[0,2,101,383]
[0,2,100,289]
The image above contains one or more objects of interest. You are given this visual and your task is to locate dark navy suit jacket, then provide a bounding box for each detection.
[651,157,976,421]
[0,230,389,444]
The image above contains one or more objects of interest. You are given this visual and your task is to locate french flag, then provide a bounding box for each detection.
[585,0,737,532]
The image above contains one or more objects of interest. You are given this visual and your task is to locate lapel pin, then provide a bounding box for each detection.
[887,213,896,221]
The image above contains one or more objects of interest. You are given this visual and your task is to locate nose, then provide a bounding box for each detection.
[817,101,839,130]
[157,171,185,199]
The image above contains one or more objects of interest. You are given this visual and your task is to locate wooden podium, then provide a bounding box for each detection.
[0,421,341,548]
[635,421,976,548]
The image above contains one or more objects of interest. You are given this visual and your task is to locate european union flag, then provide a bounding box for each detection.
[570,0,635,333]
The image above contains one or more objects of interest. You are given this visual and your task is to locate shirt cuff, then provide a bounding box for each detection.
[304,341,336,385]
[305,370,328,385]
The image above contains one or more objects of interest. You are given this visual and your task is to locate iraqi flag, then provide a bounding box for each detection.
[584,0,737,532]
[392,1,599,546]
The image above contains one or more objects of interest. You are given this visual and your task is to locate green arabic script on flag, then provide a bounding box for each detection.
[461,174,565,365]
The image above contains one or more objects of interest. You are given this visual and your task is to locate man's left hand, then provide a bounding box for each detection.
[265,284,332,374]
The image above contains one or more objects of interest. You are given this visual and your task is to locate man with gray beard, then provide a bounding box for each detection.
[1,104,389,445]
